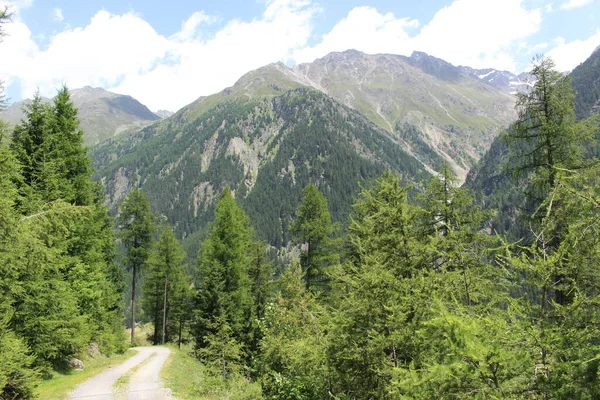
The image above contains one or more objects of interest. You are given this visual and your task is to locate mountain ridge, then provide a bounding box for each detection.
[0,86,160,145]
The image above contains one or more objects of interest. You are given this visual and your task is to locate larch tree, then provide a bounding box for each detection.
[119,189,156,344]
[142,225,187,345]
[194,188,254,361]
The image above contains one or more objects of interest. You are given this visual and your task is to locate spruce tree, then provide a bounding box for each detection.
[0,121,39,398]
[290,184,339,291]
[119,189,156,344]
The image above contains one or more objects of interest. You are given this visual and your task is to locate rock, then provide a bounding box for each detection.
[68,358,84,370]
[87,343,101,359]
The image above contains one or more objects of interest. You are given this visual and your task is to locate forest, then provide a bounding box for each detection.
[2,6,600,399]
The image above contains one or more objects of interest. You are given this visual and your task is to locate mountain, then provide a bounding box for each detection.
[459,66,534,93]
[90,49,520,248]
[570,47,600,119]
[175,50,516,180]
[0,86,160,145]
[155,110,175,118]
[91,88,430,248]
[465,49,600,238]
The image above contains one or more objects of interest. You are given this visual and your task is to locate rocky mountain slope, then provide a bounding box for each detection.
[175,50,516,180]
[571,46,600,119]
[459,66,533,93]
[465,48,600,237]
[91,89,430,247]
[0,86,160,145]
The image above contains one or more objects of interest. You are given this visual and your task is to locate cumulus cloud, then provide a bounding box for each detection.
[545,30,600,71]
[294,0,541,72]
[0,0,594,111]
[293,6,419,63]
[560,0,594,10]
[0,0,318,111]
[51,8,63,22]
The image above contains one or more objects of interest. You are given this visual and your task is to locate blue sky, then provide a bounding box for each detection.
[1,0,599,111]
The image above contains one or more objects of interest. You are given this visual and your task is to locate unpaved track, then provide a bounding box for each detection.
[69,346,173,400]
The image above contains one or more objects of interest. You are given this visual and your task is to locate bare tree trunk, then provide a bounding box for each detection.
[162,275,168,345]
[131,264,137,345]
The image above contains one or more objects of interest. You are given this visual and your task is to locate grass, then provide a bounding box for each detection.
[36,349,137,400]
[125,322,154,347]
[113,352,156,394]
[160,344,262,400]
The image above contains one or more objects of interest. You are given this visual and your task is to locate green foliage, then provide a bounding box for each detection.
[258,265,331,400]
[0,86,125,398]
[118,188,157,344]
[92,88,430,252]
[142,225,189,345]
[571,46,600,119]
[508,56,592,206]
[194,189,254,356]
[290,184,339,291]
[11,87,93,211]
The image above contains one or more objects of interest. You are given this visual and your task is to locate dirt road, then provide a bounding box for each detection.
[69,346,173,400]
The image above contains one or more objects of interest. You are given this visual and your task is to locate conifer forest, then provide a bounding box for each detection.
[2,5,600,400]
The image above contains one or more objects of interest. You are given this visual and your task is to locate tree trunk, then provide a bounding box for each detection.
[162,276,168,345]
[131,264,137,345]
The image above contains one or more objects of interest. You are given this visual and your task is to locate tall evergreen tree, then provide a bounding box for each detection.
[194,188,253,356]
[50,86,92,205]
[0,121,39,398]
[508,56,592,203]
[119,189,156,344]
[290,184,339,291]
[417,164,493,305]
[142,225,188,345]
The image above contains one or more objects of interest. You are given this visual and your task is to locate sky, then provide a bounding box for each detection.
[0,0,599,112]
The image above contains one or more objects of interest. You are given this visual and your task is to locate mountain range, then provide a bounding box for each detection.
[0,86,165,145]
[465,47,600,238]
[88,49,524,248]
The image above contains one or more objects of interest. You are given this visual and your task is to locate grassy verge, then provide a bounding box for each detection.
[36,349,137,399]
[160,344,262,400]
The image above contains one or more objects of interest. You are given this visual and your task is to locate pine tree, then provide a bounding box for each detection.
[50,86,92,206]
[194,188,253,357]
[508,56,591,203]
[119,189,156,344]
[328,171,426,398]
[142,225,187,345]
[290,184,339,291]
[417,164,493,305]
[10,94,54,211]
[0,121,39,398]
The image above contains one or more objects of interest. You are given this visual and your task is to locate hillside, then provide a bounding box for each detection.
[571,46,600,119]
[0,86,160,145]
[167,50,516,180]
[91,88,430,247]
[465,49,600,238]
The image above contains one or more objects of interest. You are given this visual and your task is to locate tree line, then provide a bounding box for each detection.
[122,55,598,398]
[1,7,599,396]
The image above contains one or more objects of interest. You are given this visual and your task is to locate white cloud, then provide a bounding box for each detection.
[0,0,318,111]
[172,11,215,41]
[294,0,541,72]
[545,30,600,71]
[293,6,419,63]
[0,0,595,112]
[560,0,594,10]
[51,8,63,23]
